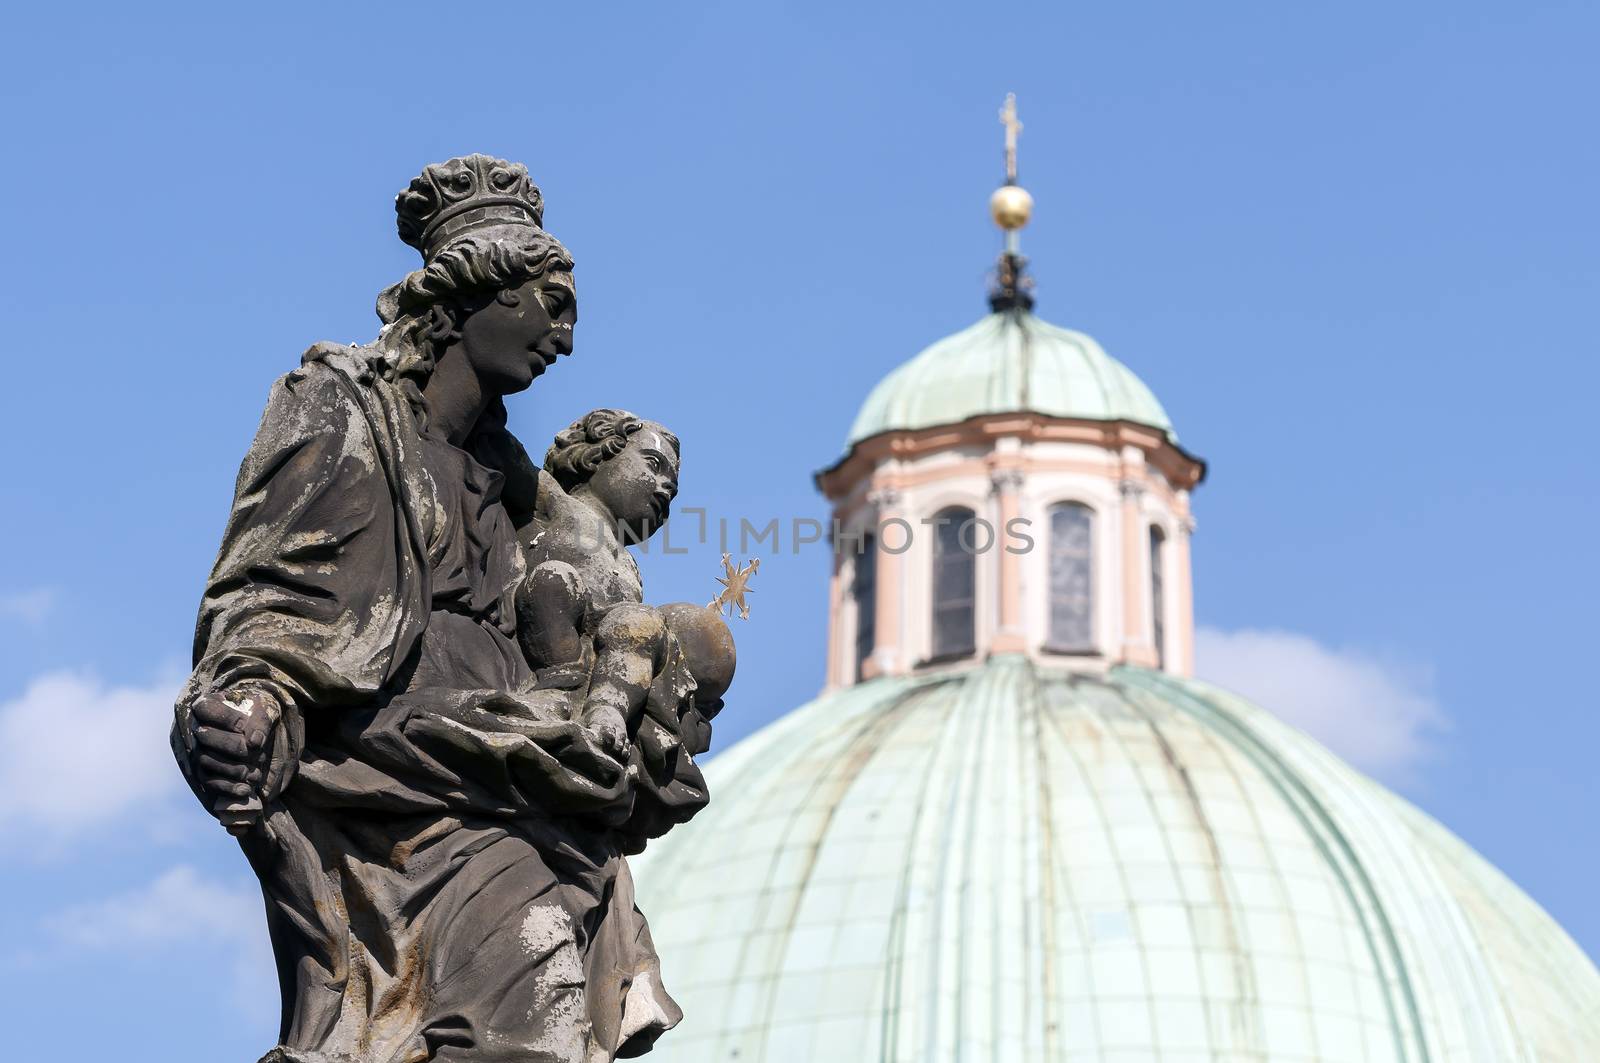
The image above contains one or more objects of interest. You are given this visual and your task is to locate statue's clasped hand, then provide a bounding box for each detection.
[186,686,281,836]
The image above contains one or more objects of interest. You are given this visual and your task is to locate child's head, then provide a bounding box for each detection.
[545,409,680,542]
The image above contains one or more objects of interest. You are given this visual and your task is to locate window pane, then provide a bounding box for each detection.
[932,507,976,658]
[1149,525,1166,668]
[854,532,876,680]
[1049,503,1094,651]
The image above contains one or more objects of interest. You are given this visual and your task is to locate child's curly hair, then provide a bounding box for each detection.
[544,409,680,491]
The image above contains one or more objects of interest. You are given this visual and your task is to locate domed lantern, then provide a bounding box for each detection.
[811,93,1205,684]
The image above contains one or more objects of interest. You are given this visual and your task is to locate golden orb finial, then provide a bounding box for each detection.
[991,93,1033,231]
[990,183,1033,231]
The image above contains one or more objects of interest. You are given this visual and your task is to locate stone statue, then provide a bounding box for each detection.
[519,409,682,754]
[170,154,733,1063]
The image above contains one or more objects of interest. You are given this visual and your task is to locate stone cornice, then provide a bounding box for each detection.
[816,412,1206,501]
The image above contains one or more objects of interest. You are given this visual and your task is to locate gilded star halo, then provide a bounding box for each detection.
[709,553,760,620]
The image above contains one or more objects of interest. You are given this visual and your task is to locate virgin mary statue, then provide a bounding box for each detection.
[171,155,713,1063]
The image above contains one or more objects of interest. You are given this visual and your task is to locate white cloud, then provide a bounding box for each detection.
[0,670,186,847]
[1194,626,1445,780]
[0,587,56,626]
[0,673,275,1022]
[44,864,257,949]
[39,864,275,1021]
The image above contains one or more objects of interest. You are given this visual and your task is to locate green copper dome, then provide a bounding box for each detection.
[633,657,1600,1061]
[846,311,1176,447]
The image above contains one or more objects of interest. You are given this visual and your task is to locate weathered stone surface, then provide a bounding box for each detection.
[174,155,733,1062]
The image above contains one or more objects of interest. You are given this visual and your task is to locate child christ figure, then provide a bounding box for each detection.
[518,408,680,754]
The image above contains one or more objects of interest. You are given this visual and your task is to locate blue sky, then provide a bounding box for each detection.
[1,2,1595,1059]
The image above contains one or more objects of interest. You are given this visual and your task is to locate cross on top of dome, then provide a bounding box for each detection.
[989,93,1036,312]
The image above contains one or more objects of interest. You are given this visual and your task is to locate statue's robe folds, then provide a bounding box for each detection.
[174,345,705,1063]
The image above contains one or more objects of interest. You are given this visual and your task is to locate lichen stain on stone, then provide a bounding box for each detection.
[517,904,594,1056]
[619,970,673,1042]
[524,990,591,1060]
[389,815,461,869]
[520,902,574,963]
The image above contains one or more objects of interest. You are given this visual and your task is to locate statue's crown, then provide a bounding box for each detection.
[395,154,545,260]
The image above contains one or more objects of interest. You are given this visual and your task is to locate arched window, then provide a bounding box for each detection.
[1048,502,1095,652]
[931,506,977,659]
[853,531,876,681]
[1149,525,1167,668]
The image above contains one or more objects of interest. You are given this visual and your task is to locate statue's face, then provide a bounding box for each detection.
[587,425,679,540]
[455,273,577,395]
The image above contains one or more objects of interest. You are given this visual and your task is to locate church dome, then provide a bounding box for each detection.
[846,311,1177,448]
[633,656,1600,1061]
